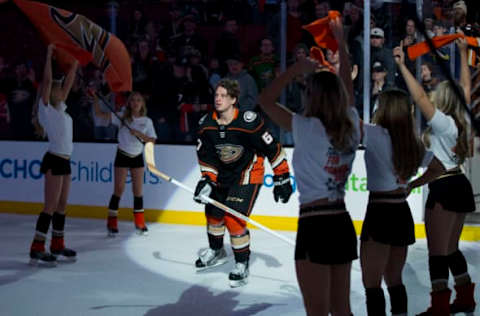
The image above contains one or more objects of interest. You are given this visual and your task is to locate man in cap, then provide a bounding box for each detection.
[370,27,395,84]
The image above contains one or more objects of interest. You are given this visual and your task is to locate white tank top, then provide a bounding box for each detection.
[292,107,361,204]
[363,123,434,191]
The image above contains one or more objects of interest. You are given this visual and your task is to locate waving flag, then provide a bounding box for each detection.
[303,11,341,53]
[11,0,131,92]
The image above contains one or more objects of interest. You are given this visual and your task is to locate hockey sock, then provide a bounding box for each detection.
[31,212,52,252]
[231,230,250,263]
[207,222,225,250]
[448,250,471,286]
[388,284,408,315]
[429,255,449,291]
[50,212,65,251]
[133,196,145,228]
[365,287,386,316]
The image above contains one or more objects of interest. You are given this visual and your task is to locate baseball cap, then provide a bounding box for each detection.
[371,27,384,38]
[372,61,386,72]
[453,1,467,15]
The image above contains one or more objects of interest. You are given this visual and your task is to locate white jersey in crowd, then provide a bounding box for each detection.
[38,99,73,156]
[292,107,361,204]
[363,123,434,191]
[426,109,461,170]
[111,113,156,156]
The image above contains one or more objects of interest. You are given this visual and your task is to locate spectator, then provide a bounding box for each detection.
[371,61,392,114]
[150,55,189,143]
[421,62,440,93]
[370,27,395,85]
[224,54,258,112]
[131,38,154,96]
[207,57,222,89]
[180,64,213,142]
[214,17,242,72]
[5,60,36,140]
[283,43,309,145]
[173,15,208,60]
[126,8,148,45]
[400,18,418,47]
[247,37,280,92]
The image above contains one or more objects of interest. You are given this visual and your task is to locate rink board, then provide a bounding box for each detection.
[1,141,479,240]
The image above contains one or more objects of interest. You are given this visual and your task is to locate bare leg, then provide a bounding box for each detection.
[295,260,330,316]
[43,170,63,215]
[330,262,353,316]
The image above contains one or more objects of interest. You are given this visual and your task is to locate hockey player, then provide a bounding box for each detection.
[193,78,293,287]
[30,44,78,265]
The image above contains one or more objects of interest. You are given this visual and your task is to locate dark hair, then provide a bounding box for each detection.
[216,79,240,101]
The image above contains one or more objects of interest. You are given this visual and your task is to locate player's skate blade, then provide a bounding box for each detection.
[195,248,227,272]
[229,262,249,288]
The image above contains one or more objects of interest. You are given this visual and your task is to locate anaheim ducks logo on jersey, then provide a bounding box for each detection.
[215,144,244,164]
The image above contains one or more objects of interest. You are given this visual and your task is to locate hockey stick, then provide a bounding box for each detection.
[144,142,296,246]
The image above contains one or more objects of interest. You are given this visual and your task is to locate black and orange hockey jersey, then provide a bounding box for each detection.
[196,108,289,186]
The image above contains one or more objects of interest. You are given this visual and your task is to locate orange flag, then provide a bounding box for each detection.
[12,0,132,92]
[407,33,479,61]
[309,47,336,73]
[303,11,341,52]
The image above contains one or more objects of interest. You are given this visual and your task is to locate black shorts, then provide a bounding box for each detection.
[426,173,475,213]
[295,203,358,264]
[205,184,261,219]
[40,152,71,176]
[360,193,415,246]
[114,149,144,168]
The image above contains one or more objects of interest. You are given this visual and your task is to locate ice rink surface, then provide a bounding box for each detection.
[0,213,479,316]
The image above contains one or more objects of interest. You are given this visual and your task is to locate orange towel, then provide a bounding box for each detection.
[303,11,341,52]
[407,34,479,61]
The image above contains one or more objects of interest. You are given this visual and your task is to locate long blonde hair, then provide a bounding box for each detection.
[373,89,425,180]
[303,71,354,152]
[123,91,147,123]
[423,81,470,164]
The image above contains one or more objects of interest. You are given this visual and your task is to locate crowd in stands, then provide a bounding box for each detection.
[0,0,479,145]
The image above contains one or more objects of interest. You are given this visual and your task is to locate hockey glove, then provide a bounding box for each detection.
[193,177,215,204]
[273,173,293,203]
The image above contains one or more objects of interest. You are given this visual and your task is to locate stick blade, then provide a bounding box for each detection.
[144,142,155,167]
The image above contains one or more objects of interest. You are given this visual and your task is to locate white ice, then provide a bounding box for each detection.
[0,213,479,316]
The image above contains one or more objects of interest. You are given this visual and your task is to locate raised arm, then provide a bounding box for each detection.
[258,58,318,131]
[41,44,55,105]
[393,44,436,120]
[330,16,354,106]
[457,36,471,105]
[92,95,112,121]
[61,59,79,101]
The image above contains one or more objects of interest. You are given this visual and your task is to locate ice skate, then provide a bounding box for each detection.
[107,216,119,237]
[51,247,77,262]
[229,261,249,288]
[450,283,476,316]
[135,225,149,236]
[195,248,227,271]
[29,250,57,267]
